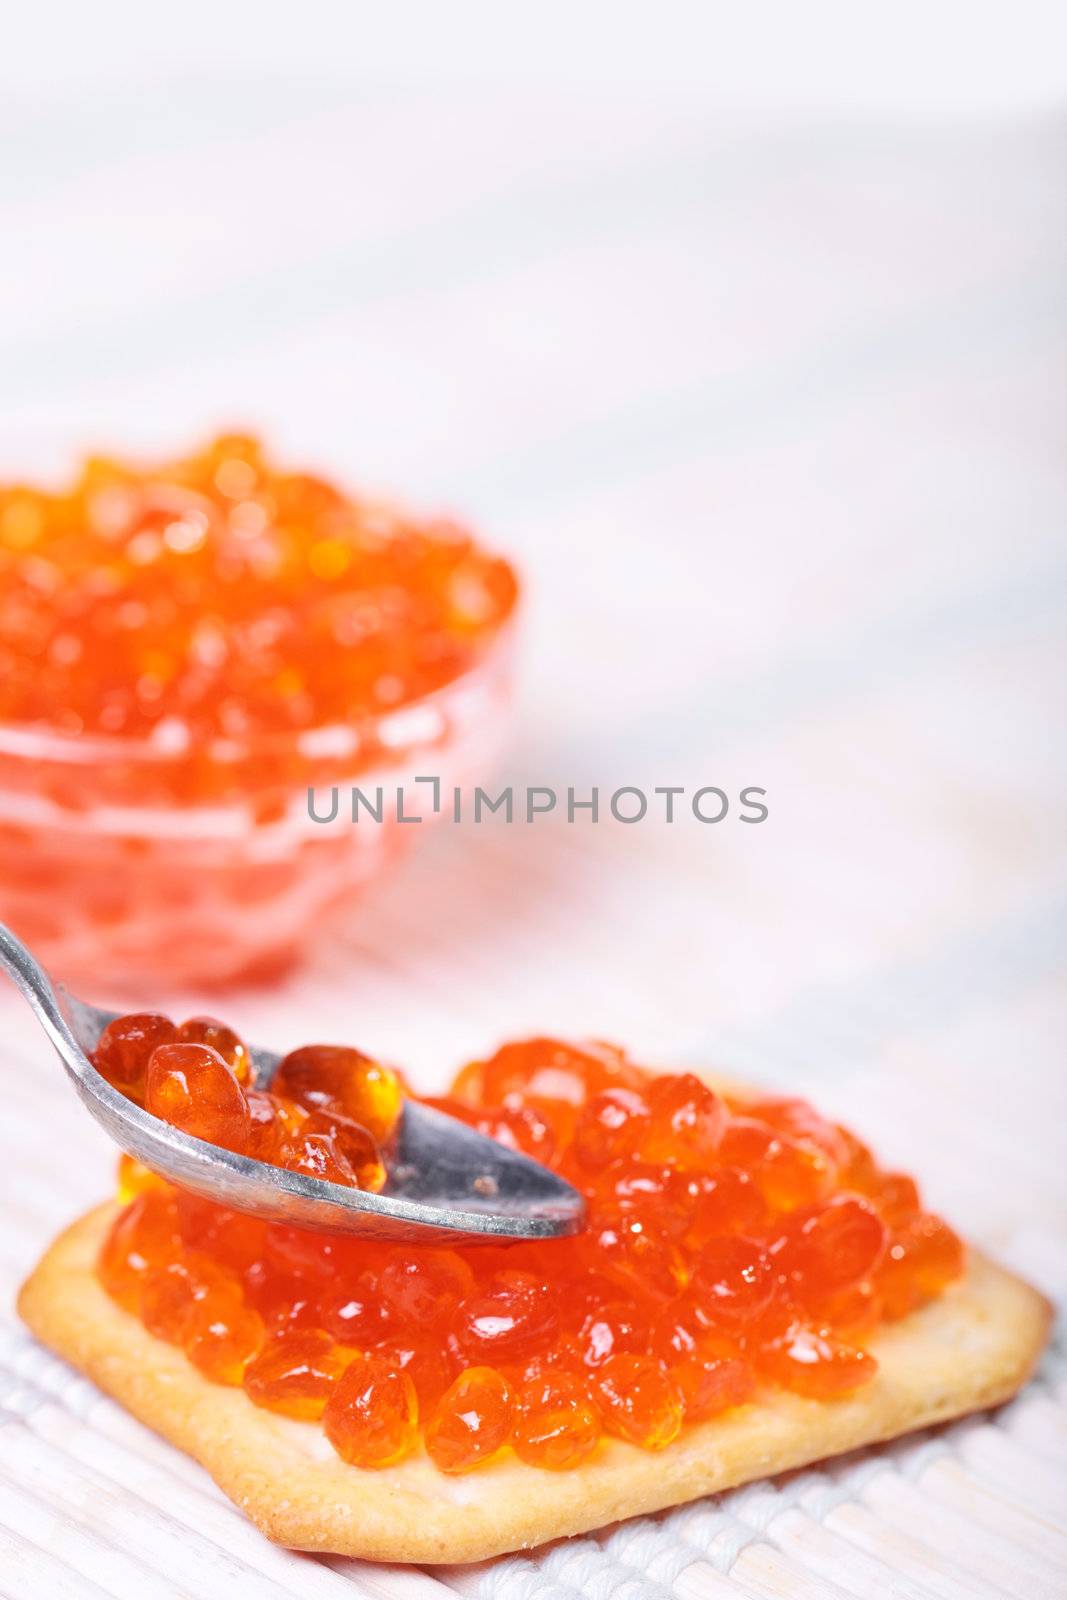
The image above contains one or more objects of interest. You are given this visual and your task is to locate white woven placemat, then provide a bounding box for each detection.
[0,88,1064,1598]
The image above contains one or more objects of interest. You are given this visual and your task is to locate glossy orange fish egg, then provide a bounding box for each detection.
[97,1025,965,1473]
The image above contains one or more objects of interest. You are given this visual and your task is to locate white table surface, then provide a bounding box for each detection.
[0,85,1064,1599]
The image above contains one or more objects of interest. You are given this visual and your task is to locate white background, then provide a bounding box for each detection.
[4,2,1067,112]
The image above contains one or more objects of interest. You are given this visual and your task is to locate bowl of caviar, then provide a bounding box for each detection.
[0,433,518,987]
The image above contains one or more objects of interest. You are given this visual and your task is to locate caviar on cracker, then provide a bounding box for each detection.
[98,1030,965,1473]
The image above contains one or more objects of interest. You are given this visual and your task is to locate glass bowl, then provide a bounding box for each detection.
[0,630,514,992]
[0,431,519,991]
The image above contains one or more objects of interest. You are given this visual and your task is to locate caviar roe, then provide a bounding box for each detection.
[0,433,518,747]
[97,1033,966,1474]
[93,1018,402,1191]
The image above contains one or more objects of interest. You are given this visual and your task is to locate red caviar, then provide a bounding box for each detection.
[93,1016,401,1192]
[0,433,517,746]
[184,1297,265,1385]
[145,1042,252,1155]
[324,1355,419,1468]
[512,1372,601,1469]
[97,1030,966,1472]
[425,1368,512,1473]
[96,1014,176,1107]
[244,1330,354,1420]
[0,435,518,989]
[273,1045,402,1143]
[596,1354,684,1449]
[176,1017,252,1084]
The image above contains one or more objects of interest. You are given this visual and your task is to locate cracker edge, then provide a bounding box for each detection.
[17,1202,1051,1565]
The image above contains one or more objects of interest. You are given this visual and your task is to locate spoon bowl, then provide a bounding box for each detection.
[0,923,585,1244]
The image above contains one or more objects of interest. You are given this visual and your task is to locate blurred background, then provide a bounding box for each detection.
[1,5,1066,1589]
[4,0,1065,1239]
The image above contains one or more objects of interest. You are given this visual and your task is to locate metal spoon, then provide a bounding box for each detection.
[0,924,584,1244]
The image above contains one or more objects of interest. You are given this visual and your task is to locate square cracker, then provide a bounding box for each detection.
[18,1202,1050,1564]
